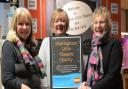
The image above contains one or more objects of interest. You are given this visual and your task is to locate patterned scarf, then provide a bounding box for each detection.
[87,33,106,86]
[16,39,44,78]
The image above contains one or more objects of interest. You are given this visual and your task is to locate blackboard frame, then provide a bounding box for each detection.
[50,35,83,89]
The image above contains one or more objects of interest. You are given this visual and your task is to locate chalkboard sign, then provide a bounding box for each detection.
[50,36,82,88]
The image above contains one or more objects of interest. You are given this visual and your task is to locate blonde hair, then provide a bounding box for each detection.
[6,7,33,43]
[92,6,112,30]
[50,8,69,31]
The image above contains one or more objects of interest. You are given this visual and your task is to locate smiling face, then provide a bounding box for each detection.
[50,9,69,36]
[92,15,107,37]
[53,15,67,35]
[92,7,112,37]
[16,15,31,42]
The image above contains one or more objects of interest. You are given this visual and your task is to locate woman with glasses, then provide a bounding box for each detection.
[78,6,123,89]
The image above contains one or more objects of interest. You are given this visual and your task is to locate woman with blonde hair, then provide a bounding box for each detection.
[1,7,44,89]
[38,8,69,89]
[78,6,123,89]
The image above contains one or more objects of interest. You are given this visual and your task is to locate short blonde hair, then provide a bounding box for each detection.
[7,7,33,43]
[50,8,69,31]
[92,6,112,30]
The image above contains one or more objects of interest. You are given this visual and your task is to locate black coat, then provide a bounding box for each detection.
[1,40,42,89]
[83,38,123,89]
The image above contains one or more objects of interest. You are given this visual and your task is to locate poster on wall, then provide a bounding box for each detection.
[28,0,37,10]
[50,36,82,88]
[62,1,92,35]
[111,3,118,14]
[111,21,118,35]
[32,18,37,33]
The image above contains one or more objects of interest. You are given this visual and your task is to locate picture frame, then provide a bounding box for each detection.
[50,35,83,88]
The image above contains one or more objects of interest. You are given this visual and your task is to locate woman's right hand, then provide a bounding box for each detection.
[78,82,91,89]
[21,84,31,89]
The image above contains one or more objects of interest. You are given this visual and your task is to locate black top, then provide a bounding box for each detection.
[1,40,42,89]
[83,38,123,89]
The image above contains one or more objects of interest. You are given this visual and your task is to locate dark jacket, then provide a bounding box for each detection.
[1,40,42,89]
[83,38,123,89]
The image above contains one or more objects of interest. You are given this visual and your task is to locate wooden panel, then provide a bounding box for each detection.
[121,10,126,32]
[121,0,128,10]
[122,69,128,89]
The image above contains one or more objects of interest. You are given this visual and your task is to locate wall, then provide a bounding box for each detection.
[121,0,128,10]
[121,10,126,32]
[24,0,46,39]
[102,0,121,39]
